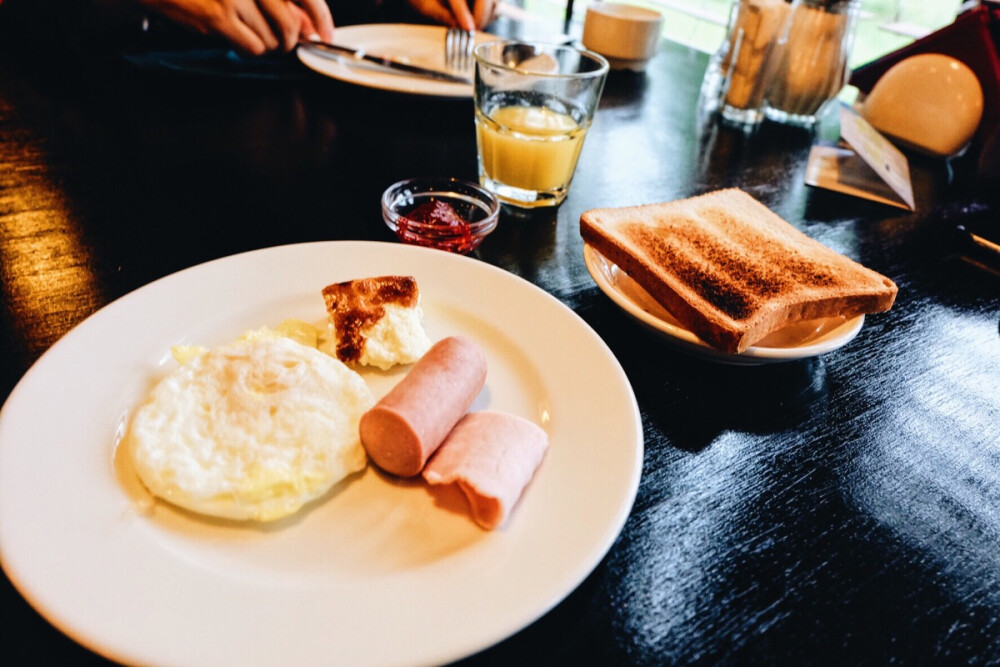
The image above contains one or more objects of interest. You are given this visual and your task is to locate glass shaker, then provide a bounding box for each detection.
[700,0,791,125]
[763,0,862,125]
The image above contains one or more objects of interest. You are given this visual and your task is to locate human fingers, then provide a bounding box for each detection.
[446,0,475,30]
[471,0,495,29]
[212,19,269,55]
[291,5,333,44]
[294,0,335,42]
[256,0,300,50]
[291,5,317,39]
[405,0,454,27]
[201,2,272,54]
[137,0,285,54]
[229,0,281,52]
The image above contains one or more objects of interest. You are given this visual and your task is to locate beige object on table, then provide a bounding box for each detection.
[582,2,664,71]
[860,53,984,158]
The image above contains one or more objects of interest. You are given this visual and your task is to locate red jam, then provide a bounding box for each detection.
[395,200,478,254]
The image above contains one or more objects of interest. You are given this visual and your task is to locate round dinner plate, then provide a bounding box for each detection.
[583,244,865,365]
[297,24,494,98]
[0,241,643,666]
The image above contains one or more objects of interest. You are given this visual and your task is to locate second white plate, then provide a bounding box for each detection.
[297,24,493,97]
[584,244,865,364]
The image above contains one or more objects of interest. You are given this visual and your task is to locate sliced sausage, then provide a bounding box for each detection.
[359,336,487,476]
[423,411,549,529]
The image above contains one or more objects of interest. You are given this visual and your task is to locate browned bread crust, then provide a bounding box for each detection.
[580,189,898,353]
[321,276,419,363]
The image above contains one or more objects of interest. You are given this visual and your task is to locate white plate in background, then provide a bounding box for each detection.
[584,243,865,365]
[297,24,494,98]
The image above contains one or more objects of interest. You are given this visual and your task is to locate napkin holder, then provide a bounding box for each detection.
[848,4,1000,147]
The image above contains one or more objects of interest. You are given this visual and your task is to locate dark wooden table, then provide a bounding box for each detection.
[3,17,1000,666]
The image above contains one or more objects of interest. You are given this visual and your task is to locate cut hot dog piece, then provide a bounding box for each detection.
[423,411,549,530]
[359,336,487,477]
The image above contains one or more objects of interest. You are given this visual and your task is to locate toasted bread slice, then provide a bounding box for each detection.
[322,276,431,369]
[580,189,898,353]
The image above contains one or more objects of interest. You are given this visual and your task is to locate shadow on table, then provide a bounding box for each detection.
[641,352,829,453]
[571,295,831,453]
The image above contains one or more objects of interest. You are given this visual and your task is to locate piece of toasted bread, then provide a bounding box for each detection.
[580,189,898,353]
[321,276,431,369]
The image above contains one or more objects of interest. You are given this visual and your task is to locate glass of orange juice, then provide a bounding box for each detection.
[473,41,608,208]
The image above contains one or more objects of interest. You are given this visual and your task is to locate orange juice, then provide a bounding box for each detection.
[475,106,587,199]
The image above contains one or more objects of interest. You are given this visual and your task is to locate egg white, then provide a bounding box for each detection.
[129,336,373,521]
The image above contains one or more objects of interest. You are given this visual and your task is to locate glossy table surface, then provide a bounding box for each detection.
[2,15,1000,666]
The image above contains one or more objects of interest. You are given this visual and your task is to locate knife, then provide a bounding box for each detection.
[298,40,473,85]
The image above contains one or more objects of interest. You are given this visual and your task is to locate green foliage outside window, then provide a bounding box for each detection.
[522,0,965,67]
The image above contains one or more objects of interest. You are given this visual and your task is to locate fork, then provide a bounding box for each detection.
[444,27,475,73]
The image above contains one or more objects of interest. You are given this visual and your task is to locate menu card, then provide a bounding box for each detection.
[805,105,916,211]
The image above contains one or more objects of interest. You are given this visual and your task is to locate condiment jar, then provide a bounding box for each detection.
[701,0,790,125]
[763,0,861,125]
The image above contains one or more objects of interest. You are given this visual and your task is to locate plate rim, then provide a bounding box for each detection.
[0,240,643,666]
[582,243,865,364]
[296,23,481,98]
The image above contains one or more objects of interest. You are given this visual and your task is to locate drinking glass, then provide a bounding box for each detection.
[473,40,608,208]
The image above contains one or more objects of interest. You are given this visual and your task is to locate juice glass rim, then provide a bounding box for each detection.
[473,40,610,81]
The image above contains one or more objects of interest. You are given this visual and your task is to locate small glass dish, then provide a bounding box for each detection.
[381,177,500,254]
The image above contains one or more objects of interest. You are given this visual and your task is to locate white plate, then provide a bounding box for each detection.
[297,24,493,98]
[584,244,865,365]
[0,241,642,666]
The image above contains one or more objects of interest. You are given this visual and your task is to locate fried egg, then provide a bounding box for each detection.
[129,336,373,521]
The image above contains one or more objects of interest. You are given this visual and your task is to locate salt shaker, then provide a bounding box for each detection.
[763,0,861,125]
[700,0,790,125]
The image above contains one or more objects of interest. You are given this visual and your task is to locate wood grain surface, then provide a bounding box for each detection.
[2,21,999,665]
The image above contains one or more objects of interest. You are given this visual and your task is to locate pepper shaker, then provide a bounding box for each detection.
[701,0,790,125]
[763,0,862,125]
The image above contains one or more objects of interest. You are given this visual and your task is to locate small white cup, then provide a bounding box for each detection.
[582,2,664,71]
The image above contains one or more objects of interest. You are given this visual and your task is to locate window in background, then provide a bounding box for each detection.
[523,0,971,67]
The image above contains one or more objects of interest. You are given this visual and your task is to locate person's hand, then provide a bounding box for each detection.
[404,0,496,30]
[135,0,335,54]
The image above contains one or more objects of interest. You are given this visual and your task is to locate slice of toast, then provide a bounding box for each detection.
[580,189,898,354]
[322,276,431,369]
